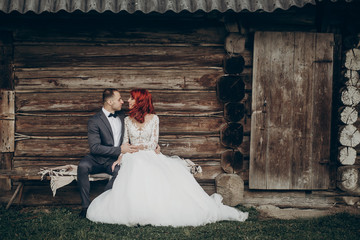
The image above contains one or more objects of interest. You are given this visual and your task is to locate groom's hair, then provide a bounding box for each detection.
[103,88,119,103]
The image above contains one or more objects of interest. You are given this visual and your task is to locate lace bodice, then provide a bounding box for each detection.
[123,115,159,151]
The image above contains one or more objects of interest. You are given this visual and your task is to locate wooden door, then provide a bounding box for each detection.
[250,32,334,190]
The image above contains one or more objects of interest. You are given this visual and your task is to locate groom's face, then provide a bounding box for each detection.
[110,91,124,111]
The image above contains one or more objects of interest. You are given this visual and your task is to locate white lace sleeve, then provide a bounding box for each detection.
[123,117,129,144]
[142,115,159,151]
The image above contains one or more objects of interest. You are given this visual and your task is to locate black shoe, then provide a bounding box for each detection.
[79,208,88,218]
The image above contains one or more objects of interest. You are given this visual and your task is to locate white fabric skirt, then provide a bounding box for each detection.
[86,150,248,227]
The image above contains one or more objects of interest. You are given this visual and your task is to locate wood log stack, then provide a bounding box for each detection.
[338,35,360,195]
[215,23,250,205]
[217,33,248,175]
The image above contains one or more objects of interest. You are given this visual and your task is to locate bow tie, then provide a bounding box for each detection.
[108,113,117,118]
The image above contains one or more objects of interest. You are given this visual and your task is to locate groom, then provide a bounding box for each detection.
[77,88,139,218]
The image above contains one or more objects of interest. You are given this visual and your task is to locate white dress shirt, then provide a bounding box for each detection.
[102,108,122,147]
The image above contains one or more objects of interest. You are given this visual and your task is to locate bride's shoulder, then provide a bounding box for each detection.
[147,114,159,121]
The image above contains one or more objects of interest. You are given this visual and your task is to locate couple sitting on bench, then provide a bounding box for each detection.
[76,88,248,227]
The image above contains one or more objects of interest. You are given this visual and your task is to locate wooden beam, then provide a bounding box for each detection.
[0,89,14,191]
[0,153,12,190]
[0,90,15,152]
[0,31,14,89]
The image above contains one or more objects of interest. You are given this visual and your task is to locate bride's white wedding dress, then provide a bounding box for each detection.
[86,115,248,226]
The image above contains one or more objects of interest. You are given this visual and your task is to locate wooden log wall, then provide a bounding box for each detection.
[4,14,247,192]
[6,5,356,207]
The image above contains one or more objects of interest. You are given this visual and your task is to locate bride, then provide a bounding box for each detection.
[86,88,248,226]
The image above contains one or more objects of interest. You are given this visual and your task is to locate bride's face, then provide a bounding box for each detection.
[128,96,135,109]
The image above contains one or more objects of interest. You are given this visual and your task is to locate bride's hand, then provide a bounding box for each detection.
[155,144,161,154]
[121,143,139,154]
[112,155,122,172]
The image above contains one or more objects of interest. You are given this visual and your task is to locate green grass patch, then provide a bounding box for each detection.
[0,205,359,240]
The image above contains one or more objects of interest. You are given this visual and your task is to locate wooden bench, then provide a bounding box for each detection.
[0,169,112,209]
[0,166,216,209]
[0,170,44,209]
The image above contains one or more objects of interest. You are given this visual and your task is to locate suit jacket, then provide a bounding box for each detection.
[86,109,125,164]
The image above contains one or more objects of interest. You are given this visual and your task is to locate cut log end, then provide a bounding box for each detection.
[339,124,360,147]
[220,123,244,148]
[225,34,246,54]
[344,70,360,87]
[223,55,245,74]
[338,147,356,165]
[340,106,358,125]
[341,86,360,106]
[216,76,245,103]
[337,166,360,194]
[345,48,360,71]
[220,150,244,174]
[224,102,245,122]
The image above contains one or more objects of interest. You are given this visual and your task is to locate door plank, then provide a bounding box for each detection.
[291,32,315,189]
[311,33,333,189]
[250,32,333,190]
[249,31,269,189]
[266,32,294,189]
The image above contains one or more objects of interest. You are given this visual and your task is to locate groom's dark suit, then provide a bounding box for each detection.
[78,109,125,208]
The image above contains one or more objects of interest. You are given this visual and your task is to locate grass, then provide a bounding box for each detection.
[0,205,359,240]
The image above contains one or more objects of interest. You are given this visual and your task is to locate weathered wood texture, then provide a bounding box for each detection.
[8,16,230,186]
[250,32,333,190]
[339,106,358,125]
[15,91,222,113]
[220,123,244,148]
[0,153,12,190]
[220,150,244,174]
[243,189,341,209]
[223,55,245,74]
[0,90,14,152]
[339,124,360,148]
[216,76,245,102]
[344,70,360,87]
[337,166,360,195]
[345,48,360,71]
[0,90,14,190]
[341,86,360,106]
[0,32,14,190]
[0,31,14,89]
[224,102,245,122]
[338,147,356,165]
[225,34,246,54]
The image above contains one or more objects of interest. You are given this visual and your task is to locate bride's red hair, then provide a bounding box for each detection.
[129,89,155,123]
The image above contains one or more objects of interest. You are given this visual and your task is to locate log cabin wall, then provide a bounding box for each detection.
[0,11,234,203]
[1,1,360,207]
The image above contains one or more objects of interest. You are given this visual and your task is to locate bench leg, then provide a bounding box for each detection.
[17,181,24,204]
[6,182,24,210]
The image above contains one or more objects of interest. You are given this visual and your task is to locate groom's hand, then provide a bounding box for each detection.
[112,154,123,172]
[111,159,120,172]
[121,143,139,154]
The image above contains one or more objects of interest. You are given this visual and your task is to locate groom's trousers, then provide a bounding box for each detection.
[77,155,120,208]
